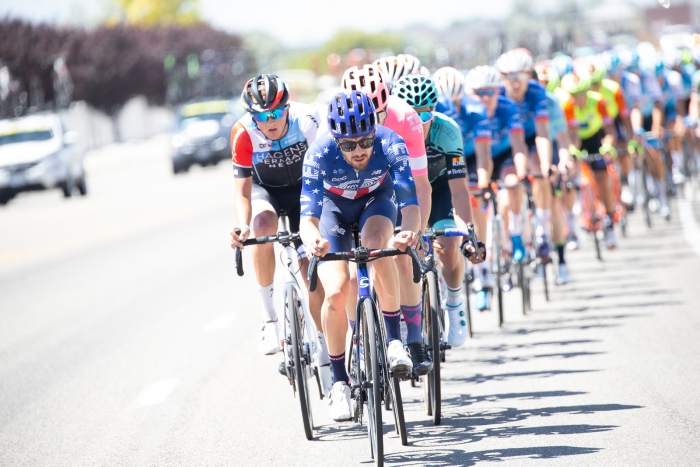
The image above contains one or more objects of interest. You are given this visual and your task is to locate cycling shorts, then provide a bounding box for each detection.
[319,177,397,253]
[427,179,456,230]
[614,115,628,142]
[251,183,303,250]
[466,151,516,184]
[525,134,538,156]
[552,140,560,167]
[643,115,653,133]
[580,131,607,172]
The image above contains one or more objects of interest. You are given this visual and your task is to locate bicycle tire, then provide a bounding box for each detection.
[287,285,313,440]
[389,376,407,445]
[518,264,527,315]
[594,230,602,261]
[464,266,473,338]
[427,271,442,425]
[543,260,550,302]
[422,281,432,418]
[362,298,383,466]
[493,216,505,327]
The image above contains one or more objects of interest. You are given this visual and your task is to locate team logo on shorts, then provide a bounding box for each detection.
[452,156,465,166]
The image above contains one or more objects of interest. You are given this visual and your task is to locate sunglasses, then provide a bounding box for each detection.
[474,88,497,97]
[418,110,435,123]
[336,134,376,152]
[503,72,529,81]
[252,105,289,123]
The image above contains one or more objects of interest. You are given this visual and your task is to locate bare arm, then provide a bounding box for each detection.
[475,139,492,187]
[413,174,432,232]
[448,177,473,227]
[230,176,253,248]
[535,119,552,173]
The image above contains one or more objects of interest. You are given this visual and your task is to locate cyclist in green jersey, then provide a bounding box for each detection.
[392,74,484,347]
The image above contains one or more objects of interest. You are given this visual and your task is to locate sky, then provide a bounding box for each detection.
[0,0,664,48]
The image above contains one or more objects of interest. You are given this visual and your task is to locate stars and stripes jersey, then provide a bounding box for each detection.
[425,112,467,185]
[300,126,419,219]
[501,80,550,139]
[230,101,320,188]
[384,95,428,177]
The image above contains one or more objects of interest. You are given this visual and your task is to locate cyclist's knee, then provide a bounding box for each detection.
[252,210,278,235]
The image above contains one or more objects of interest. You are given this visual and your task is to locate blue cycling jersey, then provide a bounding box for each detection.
[681,64,696,99]
[436,95,458,120]
[501,80,549,138]
[545,91,567,140]
[300,126,418,219]
[477,95,523,156]
[452,96,490,158]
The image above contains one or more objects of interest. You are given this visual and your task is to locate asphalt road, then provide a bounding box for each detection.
[1,135,699,466]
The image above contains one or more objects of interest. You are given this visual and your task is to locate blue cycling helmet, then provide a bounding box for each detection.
[327,90,376,138]
[552,55,574,78]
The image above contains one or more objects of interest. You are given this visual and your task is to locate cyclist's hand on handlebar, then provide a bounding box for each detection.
[391,230,419,252]
[461,240,486,264]
[305,237,330,258]
[549,164,559,184]
[230,226,250,249]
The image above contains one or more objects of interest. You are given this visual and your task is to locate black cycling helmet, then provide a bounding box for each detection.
[241,74,290,113]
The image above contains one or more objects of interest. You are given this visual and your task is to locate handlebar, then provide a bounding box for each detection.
[233,230,300,276]
[307,246,422,293]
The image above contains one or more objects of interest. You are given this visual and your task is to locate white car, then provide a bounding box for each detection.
[0,114,86,205]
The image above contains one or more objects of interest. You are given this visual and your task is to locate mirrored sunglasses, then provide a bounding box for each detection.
[418,110,435,123]
[252,105,289,123]
[474,88,497,97]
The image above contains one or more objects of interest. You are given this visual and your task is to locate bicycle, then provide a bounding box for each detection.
[234,215,323,441]
[471,182,509,326]
[308,227,421,466]
[419,224,480,425]
[577,151,607,261]
[519,174,551,309]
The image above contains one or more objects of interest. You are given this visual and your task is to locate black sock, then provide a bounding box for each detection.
[556,244,565,265]
[329,353,349,384]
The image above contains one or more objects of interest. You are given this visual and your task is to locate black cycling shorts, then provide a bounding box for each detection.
[251,184,303,250]
[467,150,515,184]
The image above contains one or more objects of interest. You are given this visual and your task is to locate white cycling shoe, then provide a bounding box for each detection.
[386,340,412,377]
[328,381,353,422]
[259,321,281,355]
[447,303,469,347]
[556,263,572,285]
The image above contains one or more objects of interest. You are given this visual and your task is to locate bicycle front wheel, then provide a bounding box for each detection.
[287,285,313,440]
[362,298,383,466]
[424,271,442,424]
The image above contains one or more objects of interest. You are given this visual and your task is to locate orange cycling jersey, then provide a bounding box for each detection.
[562,91,612,140]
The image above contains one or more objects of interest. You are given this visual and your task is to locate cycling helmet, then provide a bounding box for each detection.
[600,50,621,75]
[534,62,560,92]
[418,65,431,77]
[341,64,390,112]
[327,90,376,138]
[241,74,289,113]
[392,75,438,109]
[374,54,422,85]
[496,48,533,73]
[640,55,664,77]
[618,48,640,71]
[552,55,574,78]
[432,66,465,99]
[560,72,591,95]
[576,60,606,85]
[465,66,501,90]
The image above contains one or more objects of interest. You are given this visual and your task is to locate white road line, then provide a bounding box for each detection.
[133,378,180,407]
[200,313,237,333]
[678,183,700,258]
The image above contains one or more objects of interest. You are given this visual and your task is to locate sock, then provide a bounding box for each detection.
[556,243,566,265]
[657,177,668,204]
[446,285,463,307]
[671,150,682,170]
[258,283,277,322]
[401,304,422,344]
[329,353,349,384]
[508,212,523,236]
[348,319,355,331]
[566,211,576,235]
[382,310,402,344]
[317,332,330,366]
[535,208,552,240]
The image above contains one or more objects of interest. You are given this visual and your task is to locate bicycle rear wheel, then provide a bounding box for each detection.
[493,216,505,326]
[542,259,550,302]
[424,270,442,424]
[388,375,407,445]
[287,285,313,440]
[362,298,383,466]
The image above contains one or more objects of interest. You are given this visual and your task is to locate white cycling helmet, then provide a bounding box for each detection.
[465,66,501,90]
[374,54,421,85]
[432,66,465,99]
[496,48,533,74]
[418,65,431,77]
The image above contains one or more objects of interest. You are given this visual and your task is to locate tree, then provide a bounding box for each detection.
[109,0,202,26]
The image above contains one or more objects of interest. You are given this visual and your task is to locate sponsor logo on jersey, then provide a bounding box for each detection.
[253,141,309,168]
[365,196,376,207]
[331,176,347,182]
[303,166,319,179]
[371,169,383,175]
[387,142,408,157]
[360,175,383,189]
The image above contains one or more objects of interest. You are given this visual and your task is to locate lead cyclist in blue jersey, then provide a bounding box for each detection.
[299,90,421,422]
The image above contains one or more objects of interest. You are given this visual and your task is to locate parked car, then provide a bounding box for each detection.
[0,113,86,205]
[171,98,244,174]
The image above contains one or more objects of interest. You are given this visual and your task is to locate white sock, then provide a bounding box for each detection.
[508,212,523,236]
[657,177,668,204]
[258,283,277,322]
[671,150,683,170]
[317,332,330,366]
[566,211,576,235]
[446,285,463,307]
[535,208,551,239]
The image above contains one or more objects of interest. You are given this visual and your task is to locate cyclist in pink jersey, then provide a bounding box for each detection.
[342,64,434,374]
